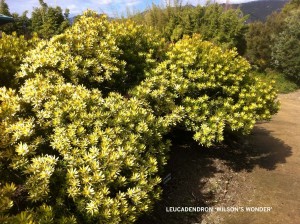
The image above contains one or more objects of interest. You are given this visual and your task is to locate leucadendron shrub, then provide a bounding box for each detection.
[0,11,279,224]
[0,11,177,223]
[0,77,180,223]
[132,34,279,146]
[17,11,165,95]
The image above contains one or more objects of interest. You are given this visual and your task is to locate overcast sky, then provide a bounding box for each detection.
[7,0,256,17]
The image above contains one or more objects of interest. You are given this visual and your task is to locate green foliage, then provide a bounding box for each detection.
[0,0,69,37]
[31,0,70,39]
[132,35,279,146]
[1,12,32,36]
[245,0,300,73]
[282,0,300,13]
[0,32,39,88]
[0,0,14,34]
[198,4,248,54]
[0,0,10,16]
[0,0,31,36]
[245,11,285,69]
[245,21,271,69]
[11,12,32,36]
[131,3,248,53]
[271,9,300,84]
[245,0,300,89]
[0,183,16,214]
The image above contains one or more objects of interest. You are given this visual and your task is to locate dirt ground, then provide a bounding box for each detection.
[137,90,300,224]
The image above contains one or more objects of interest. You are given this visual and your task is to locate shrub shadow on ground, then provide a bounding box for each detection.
[136,127,292,224]
[220,126,292,171]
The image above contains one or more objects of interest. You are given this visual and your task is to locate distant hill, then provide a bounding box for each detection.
[229,0,289,22]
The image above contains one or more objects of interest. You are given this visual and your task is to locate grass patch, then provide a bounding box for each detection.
[253,69,299,94]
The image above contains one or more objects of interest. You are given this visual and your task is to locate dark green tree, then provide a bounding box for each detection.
[245,21,272,69]
[10,12,32,36]
[130,3,247,53]
[245,0,300,69]
[0,1,31,36]
[0,0,13,34]
[0,0,10,16]
[31,0,70,39]
[198,4,248,54]
[272,9,300,83]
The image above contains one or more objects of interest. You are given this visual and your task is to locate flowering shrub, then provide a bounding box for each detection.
[0,80,176,223]
[132,35,279,146]
[0,13,279,224]
[17,11,165,95]
[0,12,172,223]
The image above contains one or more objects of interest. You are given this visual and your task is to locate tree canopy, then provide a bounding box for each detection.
[271,9,300,83]
[0,0,70,38]
[245,0,300,84]
[130,3,248,54]
[31,0,70,38]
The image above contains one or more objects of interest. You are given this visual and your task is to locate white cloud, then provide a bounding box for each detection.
[66,4,82,15]
[126,0,142,6]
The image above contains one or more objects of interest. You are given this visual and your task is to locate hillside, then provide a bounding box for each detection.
[229,0,289,22]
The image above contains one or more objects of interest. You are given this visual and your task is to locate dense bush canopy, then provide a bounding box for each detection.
[131,3,248,54]
[0,12,175,223]
[0,32,39,88]
[132,34,279,146]
[0,11,279,223]
[18,12,165,95]
[0,83,172,223]
[245,0,300,86]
